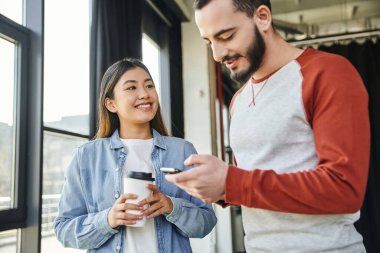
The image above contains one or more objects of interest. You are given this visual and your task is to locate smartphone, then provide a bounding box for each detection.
[160,167,182,174]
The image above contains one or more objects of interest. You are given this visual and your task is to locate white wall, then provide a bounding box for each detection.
[181,14,233,253]
[182,17,212,155]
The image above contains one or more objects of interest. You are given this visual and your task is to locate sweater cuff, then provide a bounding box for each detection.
[225,165,251,206]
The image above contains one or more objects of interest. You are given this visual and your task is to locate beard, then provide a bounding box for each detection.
[229,26,266,83]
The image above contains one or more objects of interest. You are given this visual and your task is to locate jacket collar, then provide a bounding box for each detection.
[152,129,167,150]
[109,128,167,150]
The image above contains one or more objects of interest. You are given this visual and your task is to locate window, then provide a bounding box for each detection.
[44,0,90,135]
[0,36,16,212]
[42,1,90,252]
[0,0,22,24]
[0,9,29,253]
[41,133,86,253]
[0,230,17,253]
[143,34,161,98]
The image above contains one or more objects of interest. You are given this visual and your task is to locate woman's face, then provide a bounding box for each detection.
[105,67,159,129]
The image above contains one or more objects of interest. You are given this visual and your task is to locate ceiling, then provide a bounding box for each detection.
[271,0,380,40]
[181,0,380,40]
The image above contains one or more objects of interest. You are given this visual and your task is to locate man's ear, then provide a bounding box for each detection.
[254,5,272,31]
[105,98,117,113]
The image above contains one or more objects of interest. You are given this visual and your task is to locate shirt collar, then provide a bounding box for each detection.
[109,128,167,150]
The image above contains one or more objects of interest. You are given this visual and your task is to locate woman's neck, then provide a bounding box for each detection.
[119,123,152,139]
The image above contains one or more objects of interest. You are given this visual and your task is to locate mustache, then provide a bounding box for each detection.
[222,54,241,63]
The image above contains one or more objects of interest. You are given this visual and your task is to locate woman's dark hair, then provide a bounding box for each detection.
[95,58,168,139]
[194,0,271,17]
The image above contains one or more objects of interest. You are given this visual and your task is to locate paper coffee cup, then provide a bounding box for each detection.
[123,171,155,227]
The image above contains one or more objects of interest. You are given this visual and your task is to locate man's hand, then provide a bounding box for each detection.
[165,154,228,203]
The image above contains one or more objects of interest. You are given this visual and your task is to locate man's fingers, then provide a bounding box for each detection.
[184,154,212,166]
[165,169,196,184]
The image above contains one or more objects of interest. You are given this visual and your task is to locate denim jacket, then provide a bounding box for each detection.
[54,129,217,253]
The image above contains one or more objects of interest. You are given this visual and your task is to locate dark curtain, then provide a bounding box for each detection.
[89,0,143,137]
[319,39,380,253]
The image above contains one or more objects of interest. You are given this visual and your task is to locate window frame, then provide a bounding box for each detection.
[0,13,29,231]
[143,1,181,137]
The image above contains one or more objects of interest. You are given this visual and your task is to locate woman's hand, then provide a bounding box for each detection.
[107,193,143,228]
[138,184,173,219]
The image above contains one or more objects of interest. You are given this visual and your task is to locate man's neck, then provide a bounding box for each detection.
[252,35,303,80]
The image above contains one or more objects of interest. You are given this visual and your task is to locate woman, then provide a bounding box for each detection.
[54,58,217,253]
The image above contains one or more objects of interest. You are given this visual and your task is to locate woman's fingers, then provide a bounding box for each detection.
[115,211,142,221]
[147,184,159,192]
[108,194,145,228]
[143,197,173,218]
[138,184,159,205]
[115,202,142,212]
[143,202,162,215]
[146,209,162,219]
[118,193,137,203]
[115,216,141,226]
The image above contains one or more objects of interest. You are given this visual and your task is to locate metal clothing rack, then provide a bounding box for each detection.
[288,29,380,48]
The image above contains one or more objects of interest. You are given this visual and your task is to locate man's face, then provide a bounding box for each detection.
[195,0,266,83]
[230,26,266,82]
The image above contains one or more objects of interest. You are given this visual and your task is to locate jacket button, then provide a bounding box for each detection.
[116,245,121,250]
[114,193,119,199]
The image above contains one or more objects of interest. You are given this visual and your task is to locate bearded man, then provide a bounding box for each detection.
[167,1,370,252]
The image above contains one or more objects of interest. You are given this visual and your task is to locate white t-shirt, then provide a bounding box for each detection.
[121,138,158,253]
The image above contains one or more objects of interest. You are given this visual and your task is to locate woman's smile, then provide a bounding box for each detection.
[135,102,154,111]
